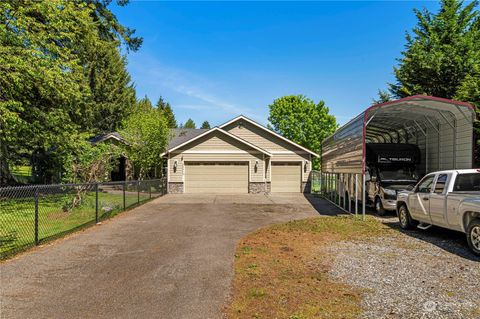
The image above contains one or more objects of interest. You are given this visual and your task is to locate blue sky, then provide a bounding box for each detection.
[111,1,440,126]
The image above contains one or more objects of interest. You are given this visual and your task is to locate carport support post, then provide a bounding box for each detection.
[362,173,366,221]
[355,174,358,217]
[34,187,39,245]
[348,174,352,213]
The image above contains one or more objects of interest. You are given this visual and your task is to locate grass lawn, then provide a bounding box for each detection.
[0,190,152,259]
[225,216,393,319]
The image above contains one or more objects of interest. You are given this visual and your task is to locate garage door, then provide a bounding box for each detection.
[271,162,301,193]
[185,162,248,193]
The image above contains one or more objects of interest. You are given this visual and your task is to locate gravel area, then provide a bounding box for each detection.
[329,218,480,319]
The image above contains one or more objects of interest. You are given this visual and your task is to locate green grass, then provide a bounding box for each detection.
[0,190,153,259]
[11,166,32,177]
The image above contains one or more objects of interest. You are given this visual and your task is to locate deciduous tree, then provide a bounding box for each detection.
[268,95,337,169]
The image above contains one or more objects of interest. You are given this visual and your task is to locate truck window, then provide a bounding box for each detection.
[433,174,448,194]
[453,173,480,192]
[416,175,435,193]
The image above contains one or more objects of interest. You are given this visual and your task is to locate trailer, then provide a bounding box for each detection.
[317,95,476,218]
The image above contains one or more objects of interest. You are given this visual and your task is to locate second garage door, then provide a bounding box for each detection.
[271,162,301,193]
[185,162,248,193]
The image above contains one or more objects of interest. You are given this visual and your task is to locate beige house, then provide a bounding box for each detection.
[162,116,318,194]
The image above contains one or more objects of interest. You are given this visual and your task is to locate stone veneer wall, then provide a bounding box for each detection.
[248,182,266,194]
[265,182,271,194]
[168,182,184,194]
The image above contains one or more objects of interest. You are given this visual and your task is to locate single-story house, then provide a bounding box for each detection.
[89,132,132,181]
[162,115,318,194]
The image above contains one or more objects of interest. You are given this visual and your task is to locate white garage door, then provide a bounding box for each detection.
[271,162,301,193]
[185,162,248,193]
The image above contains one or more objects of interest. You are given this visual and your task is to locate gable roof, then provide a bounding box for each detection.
[219,115,320,157]
[89,132,127,145]
[162,127,272,156]
[168,128,209,149]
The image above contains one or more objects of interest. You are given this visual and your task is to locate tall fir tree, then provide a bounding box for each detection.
[200,121,211,129]
[183,118,196,129]
[156,96,177,128]
[389,0,480,166]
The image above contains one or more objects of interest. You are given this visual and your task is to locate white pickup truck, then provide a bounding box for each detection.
[396,169,480,256]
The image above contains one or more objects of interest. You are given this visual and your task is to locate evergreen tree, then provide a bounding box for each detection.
[156,96,177,128]
[0,0,142,184]
[389,0,479,98]
[200,121,211,129]
[372,89,393,105]
[136,96,154,112]
[183,118,196,129]
[388,0,480,166]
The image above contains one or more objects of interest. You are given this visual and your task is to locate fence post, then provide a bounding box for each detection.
[95,183,99,223]
[123,181,126,210]
[137,180,140,204]
[34,187,39,245]
[149,181,152,199]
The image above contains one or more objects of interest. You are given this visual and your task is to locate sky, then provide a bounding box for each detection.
[111,1,440,127]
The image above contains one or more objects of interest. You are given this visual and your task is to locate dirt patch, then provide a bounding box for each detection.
[224,216,392,319]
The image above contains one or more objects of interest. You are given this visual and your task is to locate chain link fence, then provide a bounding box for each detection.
[0,179,166,259]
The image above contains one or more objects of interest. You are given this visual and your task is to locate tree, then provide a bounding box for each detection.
[389,0,479,99]
[81,41,137,133]
[388,0,480,166]
[372,89,393,105]
[120,108,169,179]
[0,0,141,185]
[268,95,337,169]
[156,96,177,128]
[455,64,480,165]
[200,121,211,129]
[183,118,196,129]
[136,96,154,112]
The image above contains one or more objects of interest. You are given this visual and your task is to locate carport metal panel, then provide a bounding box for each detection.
[320,95,475,219]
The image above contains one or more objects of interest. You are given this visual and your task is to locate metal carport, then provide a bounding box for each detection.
[318,95,476,218]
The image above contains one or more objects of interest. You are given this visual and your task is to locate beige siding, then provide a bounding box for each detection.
[178,130,253,152]
[224,121,306,152]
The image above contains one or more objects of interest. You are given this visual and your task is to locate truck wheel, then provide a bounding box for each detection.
[398,205,415,230]
[375,197,386,216]
[466,219,480,256]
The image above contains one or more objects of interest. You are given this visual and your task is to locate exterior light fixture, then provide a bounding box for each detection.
[173,160,178,172]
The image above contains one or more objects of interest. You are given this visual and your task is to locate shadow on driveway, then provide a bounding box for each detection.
[382,216,480,262]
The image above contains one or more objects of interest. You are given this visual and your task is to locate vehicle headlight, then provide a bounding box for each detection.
[383,189,397,200]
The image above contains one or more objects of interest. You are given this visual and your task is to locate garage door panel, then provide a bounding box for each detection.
[185,162,248,193]
[271,163,301,193]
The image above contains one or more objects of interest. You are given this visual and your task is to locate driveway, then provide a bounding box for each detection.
[0,194,334,319]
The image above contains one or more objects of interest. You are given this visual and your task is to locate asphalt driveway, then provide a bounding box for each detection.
[0,193,332,319]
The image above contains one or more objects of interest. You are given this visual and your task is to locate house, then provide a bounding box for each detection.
[89,132,132,181]
[162,116,318,194]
